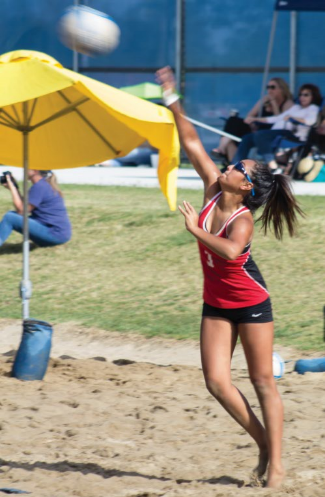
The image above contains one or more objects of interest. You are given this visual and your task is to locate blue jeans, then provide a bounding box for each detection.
[233,129,297,163]
[0,211,66,247]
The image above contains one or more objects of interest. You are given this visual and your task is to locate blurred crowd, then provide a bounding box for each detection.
[211,78,325,181]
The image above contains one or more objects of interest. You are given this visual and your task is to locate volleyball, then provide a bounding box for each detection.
[272,352,285,379]
[58,5,120,57]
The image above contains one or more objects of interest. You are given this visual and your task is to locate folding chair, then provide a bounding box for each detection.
[271,118,310,177]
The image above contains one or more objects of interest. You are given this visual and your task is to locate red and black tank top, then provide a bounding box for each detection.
[198,191,269,309]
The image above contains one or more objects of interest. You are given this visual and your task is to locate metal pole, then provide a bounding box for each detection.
[289,11,297,95]
[259,11,278,116]
[184,116,242,142]
[21,121,32,320]
[73,0,79,72]
[175,0,183,94]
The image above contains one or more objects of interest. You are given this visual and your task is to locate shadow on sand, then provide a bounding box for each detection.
[0,459,246,487]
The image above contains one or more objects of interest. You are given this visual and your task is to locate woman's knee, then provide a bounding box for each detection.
[2,211,15,221]
[205,375,230,400]
[250,374,275,395]
[1,211,19,226]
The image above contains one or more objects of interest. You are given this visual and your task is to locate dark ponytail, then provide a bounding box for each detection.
[243,162,304,240]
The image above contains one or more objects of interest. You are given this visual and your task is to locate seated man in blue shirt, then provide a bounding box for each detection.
[0,169,72,247]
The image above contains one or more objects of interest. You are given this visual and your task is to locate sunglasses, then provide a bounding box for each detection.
[233,161,255,196]
[299,92,311,97]
[266,84,277,90]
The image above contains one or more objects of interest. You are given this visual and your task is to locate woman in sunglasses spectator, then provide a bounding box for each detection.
[234,84,322,173]
[157,66,304,489]
[212,78,294,164]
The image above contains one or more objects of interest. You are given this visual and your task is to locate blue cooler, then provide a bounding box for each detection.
[294,357,325,375]
[12,319,53,381]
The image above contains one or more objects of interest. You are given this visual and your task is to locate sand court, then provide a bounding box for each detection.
[0,319,324,496]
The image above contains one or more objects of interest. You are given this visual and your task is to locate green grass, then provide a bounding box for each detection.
[0,184,324,350]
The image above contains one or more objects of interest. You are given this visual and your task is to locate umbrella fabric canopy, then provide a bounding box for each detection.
[120,82,163,100]
[0,50,180,319]
[0,50,180,210]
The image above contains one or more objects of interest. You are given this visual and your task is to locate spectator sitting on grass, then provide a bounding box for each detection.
[0,169,71,248]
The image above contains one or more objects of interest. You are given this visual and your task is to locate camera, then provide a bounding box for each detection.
[0,171,19,189]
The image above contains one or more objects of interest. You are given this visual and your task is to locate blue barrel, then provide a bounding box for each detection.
[294,357,325,375]
[12,319,53,381]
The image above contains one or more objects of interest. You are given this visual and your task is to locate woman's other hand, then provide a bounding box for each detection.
[178,200,199,234]
[262,94,275,104]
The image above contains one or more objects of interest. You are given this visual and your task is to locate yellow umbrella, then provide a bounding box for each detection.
[0,50,180,318]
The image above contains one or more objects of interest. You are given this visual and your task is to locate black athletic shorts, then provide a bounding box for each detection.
[202,297,273,324]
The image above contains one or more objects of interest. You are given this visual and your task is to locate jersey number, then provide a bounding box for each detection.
[204,250,215,268]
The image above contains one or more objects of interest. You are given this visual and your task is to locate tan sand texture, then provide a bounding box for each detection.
[0,319,324,496]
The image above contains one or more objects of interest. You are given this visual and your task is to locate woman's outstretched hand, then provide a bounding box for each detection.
[178,200,199,234]
[156,66,176,93]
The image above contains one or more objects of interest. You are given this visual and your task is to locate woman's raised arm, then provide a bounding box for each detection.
[156,67,220,190]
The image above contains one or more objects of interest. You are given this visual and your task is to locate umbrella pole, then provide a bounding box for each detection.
[21,129,32,319]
